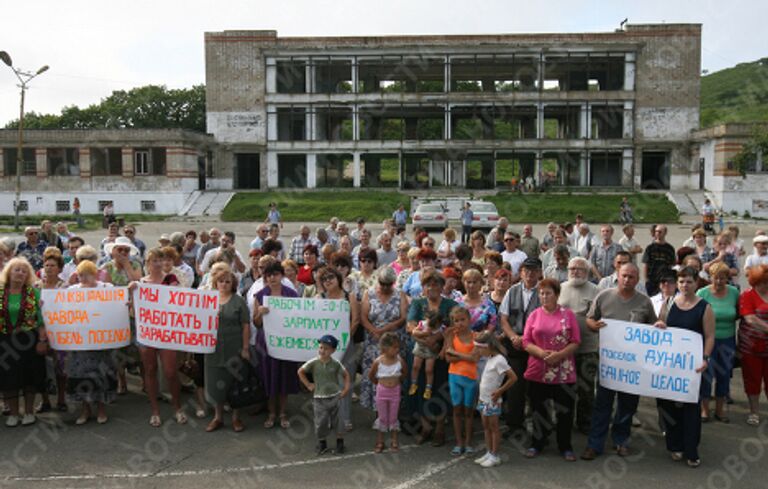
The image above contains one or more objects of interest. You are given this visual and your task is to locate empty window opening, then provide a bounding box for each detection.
[360,106,443,141]
[542,152,583,187]
[3,148,35,176]
[590,152,623,186]
[591,105,624,139]
[543,106,581,139]
[277,154,307,188]
[90,148,123,176]
[402,153,430,189]
[315,107,353,141]
[47,148,80,176]
[277,108,307,141]
[358,57,444,93]
[316,154,354,188]
[466,154,495,189]
[543,54,625,91]
[276,60,307,93]
[314,59,352,94]
[361,153,399,187]
[451,56,538,92]
[495,152,536,188]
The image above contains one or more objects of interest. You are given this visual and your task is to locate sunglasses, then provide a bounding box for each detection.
[360,259,373,263]
[321,276,336,282]
[504,238,516,242]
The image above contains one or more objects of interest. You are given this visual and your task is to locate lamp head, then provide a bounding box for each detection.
[36,65,49,75]
[0,51,12,67]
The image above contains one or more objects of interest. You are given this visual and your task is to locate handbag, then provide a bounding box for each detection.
[227,363,267,409]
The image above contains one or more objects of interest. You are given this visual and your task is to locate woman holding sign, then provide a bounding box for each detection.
[66,261,117,425]
[656,267,715,468]
[253,261,301,429]
[0,258,47,427]
[205,265,250,432]
[135,248,185,428]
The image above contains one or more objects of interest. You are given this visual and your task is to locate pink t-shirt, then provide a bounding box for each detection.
[522,306,581,384]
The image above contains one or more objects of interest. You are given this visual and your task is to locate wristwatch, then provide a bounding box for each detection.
[703,355,710,362]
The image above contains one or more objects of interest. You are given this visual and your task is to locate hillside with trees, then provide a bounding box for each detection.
[701,57,768,128]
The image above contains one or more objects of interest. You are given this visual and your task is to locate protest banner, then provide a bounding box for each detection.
[598,319,703,403]
[41,287,131,351]
[262,297,350,362]
[133,284,219,353]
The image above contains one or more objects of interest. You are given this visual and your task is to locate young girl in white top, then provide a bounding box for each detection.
[473,331,517,468]
[368,332,406,453]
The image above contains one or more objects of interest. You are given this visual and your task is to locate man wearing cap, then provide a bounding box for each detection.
[745,234,768,272]
[499,257,541,438]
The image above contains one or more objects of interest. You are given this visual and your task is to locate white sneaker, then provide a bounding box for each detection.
[632,415,642,427]
[5,415,20,427]
[480,454,501,468]
[21,414,36,426]
[474,452,491,464]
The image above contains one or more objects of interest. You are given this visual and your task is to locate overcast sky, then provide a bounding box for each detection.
[1,0,765,126]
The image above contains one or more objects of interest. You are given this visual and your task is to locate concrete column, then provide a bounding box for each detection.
[623,101,634,139]
[307,153,316,188]
[535,152,542,185]
[267,105,277,141]
[353,152,361,187]
[444,56,451,93]
[351,58,359,94]
[581,152,589,186]
[267,152,278,188]
[624,53,636,91]
[266,59,277,93]
[580,103,589,139]
[0,150,4,178]
[622,148,634,187]
[397,152,403,189]
[445,104,451,140]
[122,148,134,177]
[305,63,313,93]
[536,103,544,139]
[35,148,46,177]
[352,105,359,141]
[79,148,91,178]
[306,110,314,141]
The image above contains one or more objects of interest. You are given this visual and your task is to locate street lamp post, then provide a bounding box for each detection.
[0,51,49,231]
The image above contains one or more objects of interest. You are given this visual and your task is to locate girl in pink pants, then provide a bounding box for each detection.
[368,333,407,453]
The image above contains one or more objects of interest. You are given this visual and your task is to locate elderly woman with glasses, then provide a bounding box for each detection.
[402,248,438,298]
[360,267,409,411]
[351,249,379,297]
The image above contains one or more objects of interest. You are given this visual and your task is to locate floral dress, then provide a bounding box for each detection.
[456,295,499,333]
[359,287,405,410]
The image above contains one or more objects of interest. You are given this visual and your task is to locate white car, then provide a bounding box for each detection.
[412,203,449,231]
[467,201,500,230]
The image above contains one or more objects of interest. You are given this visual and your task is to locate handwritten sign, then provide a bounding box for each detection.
[599,319,703,403]
[41,287,130,351]
[134,284,219,353]
[262,297,350,362]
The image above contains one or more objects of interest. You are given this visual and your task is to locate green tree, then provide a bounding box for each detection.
[732,127,768,177]
[5,84,206,132]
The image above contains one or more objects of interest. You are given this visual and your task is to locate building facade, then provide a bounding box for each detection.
[692,123,768,218]
[0,129,215,215]
[205,24,702,191]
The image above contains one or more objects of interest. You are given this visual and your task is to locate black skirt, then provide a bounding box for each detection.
[0,330,47,394]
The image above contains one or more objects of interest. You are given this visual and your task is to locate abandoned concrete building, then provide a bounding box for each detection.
[0,129,215,214]
[205,24,702,191]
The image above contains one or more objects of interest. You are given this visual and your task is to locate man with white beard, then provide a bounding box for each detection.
[558,256,599,434]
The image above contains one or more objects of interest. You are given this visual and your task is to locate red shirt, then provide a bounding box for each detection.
[739,288,768,356]
[297,265,313,286]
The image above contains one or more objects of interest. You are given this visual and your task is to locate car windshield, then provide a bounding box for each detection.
[418,204,443,212]
[470,203,496,212]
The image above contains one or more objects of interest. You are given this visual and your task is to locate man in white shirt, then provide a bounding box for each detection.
[250,224,270,250]
[745,234,768,272]
[501,231,528,278]
[618,224,643,264]
[576,223,597,258]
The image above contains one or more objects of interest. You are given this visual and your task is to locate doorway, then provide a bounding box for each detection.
[641,151,670,189]
[235,153,260,189]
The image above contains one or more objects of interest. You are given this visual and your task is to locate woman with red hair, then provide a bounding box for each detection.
[739,264,768,426]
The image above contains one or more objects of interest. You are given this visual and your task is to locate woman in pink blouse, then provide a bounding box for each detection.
[522,278,581,461]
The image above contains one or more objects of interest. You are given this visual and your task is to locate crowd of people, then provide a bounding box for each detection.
[1,208,767,469]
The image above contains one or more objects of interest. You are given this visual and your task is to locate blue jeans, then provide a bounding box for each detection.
[700,337,736,399]
[586,385,639,454]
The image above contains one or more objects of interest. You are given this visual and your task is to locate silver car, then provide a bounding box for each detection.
[467,201,500,230]
[412,203,449,230]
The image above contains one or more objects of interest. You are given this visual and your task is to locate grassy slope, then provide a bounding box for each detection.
[701,58,768,128]
[486,193,678,224]
[221,191,412,222]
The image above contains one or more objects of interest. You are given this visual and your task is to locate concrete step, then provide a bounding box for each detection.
[183,192,235,217]
[186,192,217,216]
[178,191,202,216]
[205,192,235,216]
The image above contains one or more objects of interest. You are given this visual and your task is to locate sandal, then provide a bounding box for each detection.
[279,414,291,429]
[232,418,245,433]
[149,415,162,428]
[450,445,464,456]
[563,450,577,462]
[415,428,432,445]
[687,459,701,468]
[97,414,108,424]
[374,442,385,454]
[714,414,730,424]
[206,418,223,432]
[264,414,276,429]
[75,412,89,425]
[175,410,188,425]
[431,431,445,447]
[195,408,206,419]
[671,451,684,461]
[747,413,760,426]
[390,441,399,453]
[525,448,540,458]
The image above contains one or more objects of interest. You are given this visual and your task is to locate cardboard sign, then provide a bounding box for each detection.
[599,319,703,403]
[262,297,350,362]
[42,287,131,351]
[134,284,219,353]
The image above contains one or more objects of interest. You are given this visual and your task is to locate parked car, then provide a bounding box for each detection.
[412,203,449,230]
[467,201,500,230]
